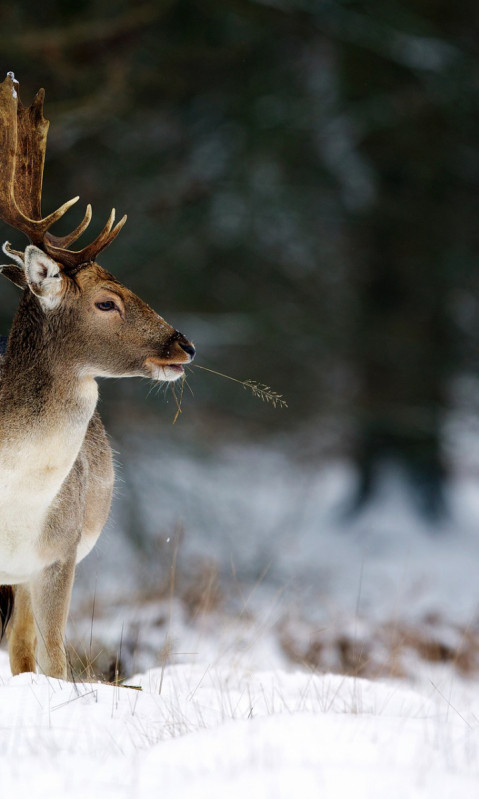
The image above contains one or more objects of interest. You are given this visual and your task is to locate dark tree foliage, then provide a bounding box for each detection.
[0,0,479,515]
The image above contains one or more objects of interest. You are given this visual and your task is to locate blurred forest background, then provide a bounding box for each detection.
[1,0,479,531]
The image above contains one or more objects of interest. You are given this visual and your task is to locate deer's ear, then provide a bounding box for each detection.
[0,263,27,289]
[24,245,63,309]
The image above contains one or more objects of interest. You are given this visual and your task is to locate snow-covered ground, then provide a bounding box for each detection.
[72,429,479,680]
[3,430,479,796]
[1,649,478,798]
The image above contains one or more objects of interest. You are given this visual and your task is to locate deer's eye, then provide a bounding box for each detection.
[95,300,116,312]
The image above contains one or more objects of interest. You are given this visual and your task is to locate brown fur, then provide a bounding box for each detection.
[0,74,194,679]
[0,254,194,679]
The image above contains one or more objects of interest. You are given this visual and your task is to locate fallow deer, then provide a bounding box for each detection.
[0,72,195,679]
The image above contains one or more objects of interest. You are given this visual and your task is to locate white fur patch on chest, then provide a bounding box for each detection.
[0,426,87,584]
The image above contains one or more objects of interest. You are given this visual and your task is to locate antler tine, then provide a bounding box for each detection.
[36,196,80,235]
[0,191,81,252]
[44,210,128,270]
[12,195,81,251]
[45,203,92,248]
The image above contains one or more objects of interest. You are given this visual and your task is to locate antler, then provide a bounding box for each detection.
[0,72,126,270]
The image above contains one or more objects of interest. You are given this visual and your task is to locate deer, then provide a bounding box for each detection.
[0,72,195,680]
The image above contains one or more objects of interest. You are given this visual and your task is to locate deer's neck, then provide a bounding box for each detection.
[0,298,98,523]
[0,294,98,438]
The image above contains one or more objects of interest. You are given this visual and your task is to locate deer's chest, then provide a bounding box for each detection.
[0,430,86,583]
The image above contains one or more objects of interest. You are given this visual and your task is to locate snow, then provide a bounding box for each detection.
[78,431,479,681]
[3,434,479,794]
[0,649,478,797]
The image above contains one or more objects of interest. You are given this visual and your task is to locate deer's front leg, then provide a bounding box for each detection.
[30,558,76,679]
[8,584,37,675]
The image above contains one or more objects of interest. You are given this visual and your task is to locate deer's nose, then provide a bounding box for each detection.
[179,341,196,361]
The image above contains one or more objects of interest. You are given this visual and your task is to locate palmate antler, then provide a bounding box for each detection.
[0,72,126,270]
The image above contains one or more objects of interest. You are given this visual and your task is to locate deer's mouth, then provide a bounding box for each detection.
[144,357,186,382]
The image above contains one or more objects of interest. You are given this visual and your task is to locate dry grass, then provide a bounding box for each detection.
[279,614,479,680]
[67,555,225,683]
[64,540,479,685]
[67,588,479,686]
[190,365,288,409]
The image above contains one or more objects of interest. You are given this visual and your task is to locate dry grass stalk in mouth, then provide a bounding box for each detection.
[189,365,288,409]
